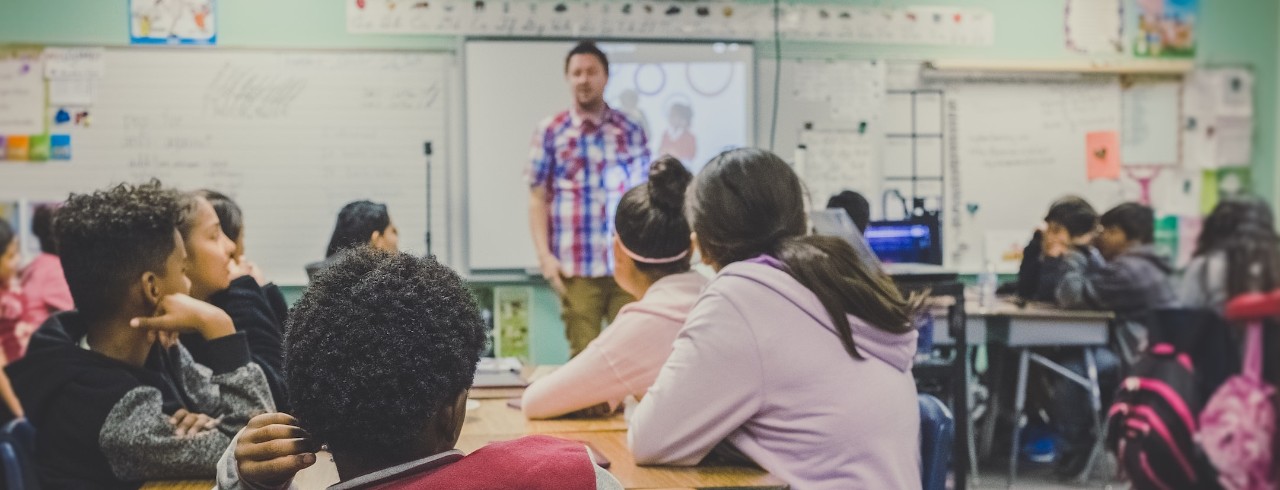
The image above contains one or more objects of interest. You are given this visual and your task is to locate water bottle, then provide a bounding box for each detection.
[978,262,998,307]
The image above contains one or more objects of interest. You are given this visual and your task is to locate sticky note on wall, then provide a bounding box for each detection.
[28,134,50,161]
[5,135,30,161]
[50,134,71,160]
[1086,131,1121,181]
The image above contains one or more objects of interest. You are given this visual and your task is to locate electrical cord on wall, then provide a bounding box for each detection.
[769,0,781,151]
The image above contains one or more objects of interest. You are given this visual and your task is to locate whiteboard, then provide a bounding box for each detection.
[465,40,754,272]
[0,48,450,285]
[941,77,1126,270]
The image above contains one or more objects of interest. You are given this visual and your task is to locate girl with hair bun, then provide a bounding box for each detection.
[522,156,708,419]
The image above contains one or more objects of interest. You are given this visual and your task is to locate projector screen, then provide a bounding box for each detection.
[465,40,755,272]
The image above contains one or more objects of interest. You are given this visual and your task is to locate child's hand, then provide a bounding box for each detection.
[130,294,235,341]
[147,330,181,349]
[170,408,220,437]
[1041,224,1071,258]
[236,413,318,489]
[229,257,267,287]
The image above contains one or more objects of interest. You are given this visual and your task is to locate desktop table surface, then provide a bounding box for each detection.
[143,367,785,490]
[971,300,1116,320]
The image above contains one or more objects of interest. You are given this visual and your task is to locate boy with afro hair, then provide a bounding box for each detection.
[217,248,620,489]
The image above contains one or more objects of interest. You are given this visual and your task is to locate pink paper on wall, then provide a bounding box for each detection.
[1087,131,1121,180]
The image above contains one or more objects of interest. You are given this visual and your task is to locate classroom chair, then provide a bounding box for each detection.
[918,393,954,490]
[901,279,972,489]
[1,418,38,490]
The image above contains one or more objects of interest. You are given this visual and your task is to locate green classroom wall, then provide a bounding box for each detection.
[5,0,1278,364]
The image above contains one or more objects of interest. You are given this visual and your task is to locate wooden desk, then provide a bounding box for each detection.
[278,432,787,489]
[146,366,784,489]
[459,432,786,490]
[931,300,1115,346]
[465,398,627,435]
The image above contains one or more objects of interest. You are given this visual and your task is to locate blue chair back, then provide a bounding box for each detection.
[918,393,954,490]
[1,418,38,490]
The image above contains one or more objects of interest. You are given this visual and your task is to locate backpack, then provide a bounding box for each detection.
[1106,340,1215,489]
[1199,293,1278,490]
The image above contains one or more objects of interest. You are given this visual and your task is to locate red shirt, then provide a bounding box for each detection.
[345,435,600,490]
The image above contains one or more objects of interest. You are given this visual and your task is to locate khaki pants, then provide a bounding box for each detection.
[561,276,635,357]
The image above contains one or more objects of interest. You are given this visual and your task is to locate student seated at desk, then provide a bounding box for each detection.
[20,203,74,329]
[1007,196,1099,301]
[826,190,871,234]
[305,200,399,281]
[1180,196,1280,313]
[3,181,274,487]
[178,191,290,412]
[0,218,35,419]
[217,249,621,490]
[199,190,290,326]
[628,148,921,489]
[1040,202,1175,476]
[1043,202,1176,319]
[522,156,707,419]
[1179,196,1280,393]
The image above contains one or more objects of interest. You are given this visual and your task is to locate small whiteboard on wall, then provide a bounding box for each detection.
[942,77,1126,270]
[1121,78,1181,166]
[0,48,451,285]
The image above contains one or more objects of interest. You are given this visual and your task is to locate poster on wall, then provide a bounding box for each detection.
[130,0,217,45]
[1065,0,1123,54]
[348,0,994,46]
[1132,0,1197,57]
[493,286,531,362]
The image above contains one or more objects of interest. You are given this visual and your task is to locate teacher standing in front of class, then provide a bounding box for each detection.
[528,41,651,357]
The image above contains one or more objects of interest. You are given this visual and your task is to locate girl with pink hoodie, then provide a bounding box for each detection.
[522,156,708,419]
[629,148,922,489]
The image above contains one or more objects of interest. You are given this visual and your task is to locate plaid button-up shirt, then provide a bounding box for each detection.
[528,106,650,278]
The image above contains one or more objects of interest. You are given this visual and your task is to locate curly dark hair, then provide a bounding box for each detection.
[285,248,486,467]
[55,180,184,319]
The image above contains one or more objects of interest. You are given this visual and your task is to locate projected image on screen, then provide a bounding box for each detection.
[602,43,752,173]
[464,40,755,271]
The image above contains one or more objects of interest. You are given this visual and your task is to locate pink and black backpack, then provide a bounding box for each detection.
[1198,291,1278,490]
[1106,338,1212,489]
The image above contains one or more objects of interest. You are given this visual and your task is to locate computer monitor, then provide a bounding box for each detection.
[864,217,943,265]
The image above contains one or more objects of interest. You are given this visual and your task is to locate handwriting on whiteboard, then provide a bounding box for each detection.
[800,130,879,206]
[203,64,307,119]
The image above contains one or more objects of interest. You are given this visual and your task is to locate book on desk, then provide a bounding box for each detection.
[474,357,529,388]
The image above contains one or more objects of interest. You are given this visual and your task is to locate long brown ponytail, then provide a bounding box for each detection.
[687,148,912,359]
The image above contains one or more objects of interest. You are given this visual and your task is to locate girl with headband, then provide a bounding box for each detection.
[522,156,707,419]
